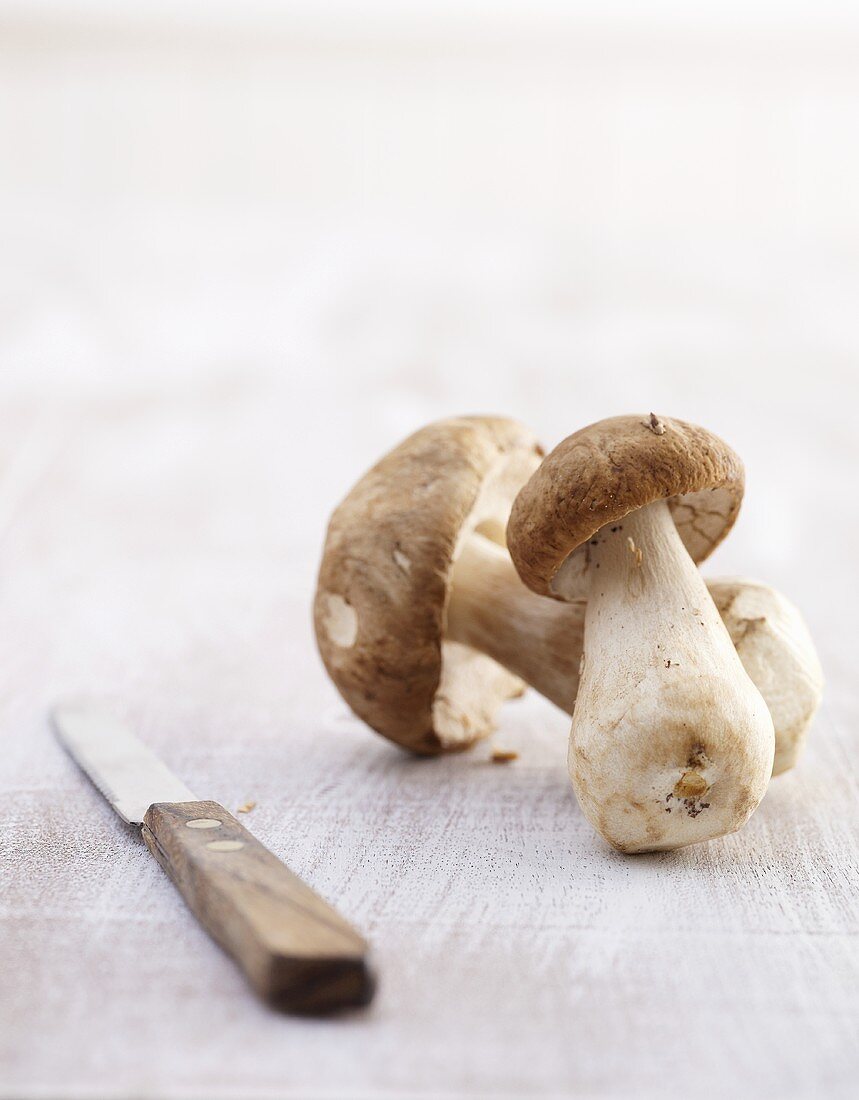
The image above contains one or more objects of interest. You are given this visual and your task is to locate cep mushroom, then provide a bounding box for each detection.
[314,416,544,754]
[315,416,820,777]
[507,414,776,852]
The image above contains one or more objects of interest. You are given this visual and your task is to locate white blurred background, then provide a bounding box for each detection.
[1,0,857,698]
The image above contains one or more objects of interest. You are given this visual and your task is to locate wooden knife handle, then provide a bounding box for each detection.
[142,800,374,1013]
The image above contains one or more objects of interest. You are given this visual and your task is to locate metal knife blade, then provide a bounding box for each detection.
[52,704,196,824]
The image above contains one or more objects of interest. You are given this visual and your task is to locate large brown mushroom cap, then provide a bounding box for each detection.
[507,414,745,600]
[314,416,543,755]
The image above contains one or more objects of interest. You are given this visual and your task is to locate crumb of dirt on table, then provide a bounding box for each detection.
[491,748,519,764]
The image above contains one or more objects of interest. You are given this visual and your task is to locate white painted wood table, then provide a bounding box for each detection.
[2,331,857,1098]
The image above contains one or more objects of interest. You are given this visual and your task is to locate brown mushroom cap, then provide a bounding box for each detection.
[507,414,745,600]
[314,416,544,755]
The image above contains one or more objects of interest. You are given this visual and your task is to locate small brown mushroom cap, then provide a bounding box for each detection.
[507,414,745,600]
[314,416,543,755]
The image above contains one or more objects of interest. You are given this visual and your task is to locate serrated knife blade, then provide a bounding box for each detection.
[50,703,374,1012]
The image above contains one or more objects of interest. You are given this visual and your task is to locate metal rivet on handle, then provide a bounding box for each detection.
[186,818,221,829]
[206,840,245,852]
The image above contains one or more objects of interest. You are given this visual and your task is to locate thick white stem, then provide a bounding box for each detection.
[448,535,819,780]
[571,500,774,853]
[447,534,582,711]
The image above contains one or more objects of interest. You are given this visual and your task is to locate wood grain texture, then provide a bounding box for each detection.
[2,351,858,1100]
[141,800,373,1013]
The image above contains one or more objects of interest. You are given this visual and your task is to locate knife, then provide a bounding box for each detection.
[51,704,375,1013]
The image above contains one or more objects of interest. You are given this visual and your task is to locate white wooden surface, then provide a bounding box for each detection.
[2,5,859,1097]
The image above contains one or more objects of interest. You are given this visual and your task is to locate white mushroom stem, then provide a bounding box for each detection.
[707,578,822,776]
[447,534,582,713]
[566,499,774,852]
[447,532,820,778]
